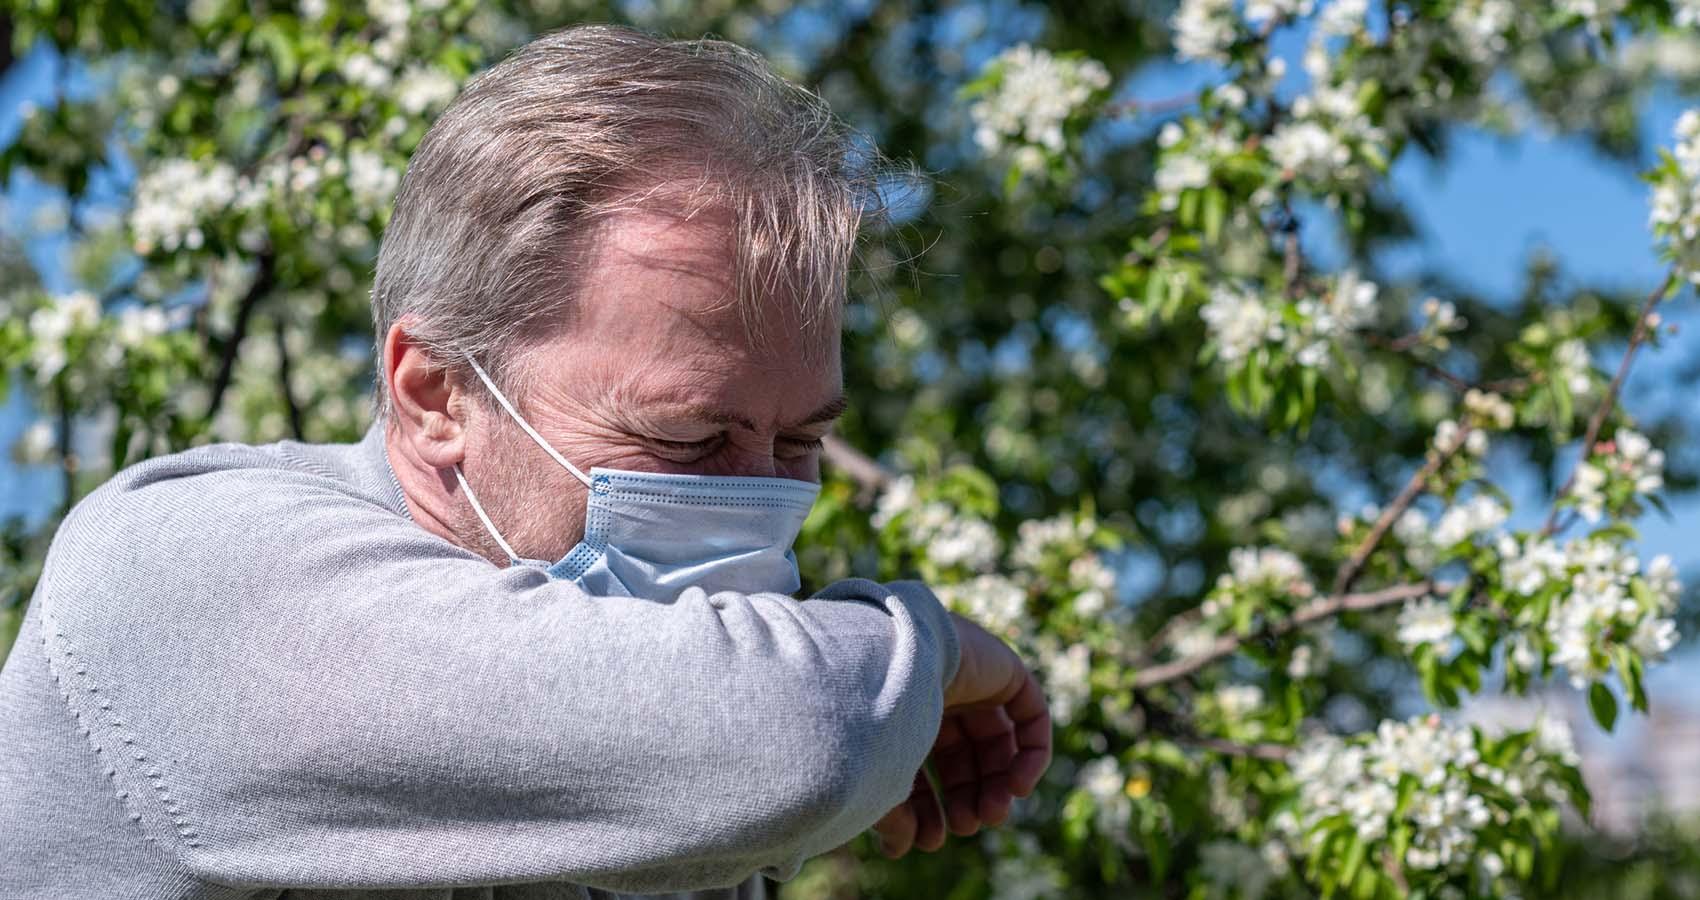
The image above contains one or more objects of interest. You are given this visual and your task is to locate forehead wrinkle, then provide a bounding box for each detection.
[599,365,760,432]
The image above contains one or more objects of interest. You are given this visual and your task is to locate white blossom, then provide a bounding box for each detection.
[1552,338,1594,395]
[871,475,918,529]
[969,44,1111,161]
[1290,716,1522,876]
[872,476,1003,572]
[28,290,102,382]
[395,65,460,116]
[1571,429,1665,523]
[1076,756,1132,834]
[1038,638,1092,725]
[1463,388,1515,430]
[1218,546,1315,598]
[1215,683,1266,719]
[366,0,413,30]
[1267,121,1350,181]
[1423,296,1463,331]
[1318,0,1369,36]
[1171,0,1239,63]
[930,514,1002,570]
[15,419,56,464]
[1397,598,1457,650]
[1012,513,1095,568]
[1498,536,1686,688]
[1200,284,1280,363]
[115,305,170,349]
[340,52,392,90]
[1432,495,1508,548]
[1153,154,1212,208]
[1199,841,1277,897]
[988,832,1068,900]
[936,574,1030,639]
[1560,0,1628,34]
[1068,554,1118,617]
[1447,0,1519,64]
[1245,0,1314,25]
[346,150,401,216]
[130,158,238,254]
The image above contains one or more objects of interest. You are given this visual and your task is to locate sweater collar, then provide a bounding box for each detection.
[353,418,414,522]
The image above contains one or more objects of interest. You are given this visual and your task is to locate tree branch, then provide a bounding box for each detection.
[1142,605,1209,665]
[1280,204,1303,298]
[1175,733,1294,761]
[274,321,305,441]
[54,381,74,518]
[204,252,276,422]
[823,433,891,494]
[1332,431,1466,597]
[1362,333,1531,396]
[1541,269,1678,536]
[1132,581,1441,689]
[1102,93,1200,118]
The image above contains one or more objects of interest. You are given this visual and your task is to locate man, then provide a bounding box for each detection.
[0,22,1051,900]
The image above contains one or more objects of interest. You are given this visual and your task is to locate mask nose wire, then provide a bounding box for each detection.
[462,353,595,488]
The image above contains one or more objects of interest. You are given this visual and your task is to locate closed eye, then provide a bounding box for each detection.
[643,434,725,460]
[776,436,825,459]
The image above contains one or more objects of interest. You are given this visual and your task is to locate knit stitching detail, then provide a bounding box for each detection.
[39,605,204,855]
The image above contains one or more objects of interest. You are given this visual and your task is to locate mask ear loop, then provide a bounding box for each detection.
[462,353,594,488]
[453,463,522,565]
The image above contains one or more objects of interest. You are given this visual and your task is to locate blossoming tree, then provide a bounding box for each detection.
[3,1,1698,897]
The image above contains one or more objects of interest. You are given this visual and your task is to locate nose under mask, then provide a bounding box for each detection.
[451,354,821,601]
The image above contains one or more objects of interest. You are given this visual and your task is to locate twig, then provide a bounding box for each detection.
[1141,605,1209,666]
[1133,581,1441,689]
[1280,205,1303,298]
[274,320,305,441]
[1541,270,1678,536]
[1362,333,1531,396]
[1102,93,1200,118]
[822,434,890,495]
[1176,733,1294,761]
[1332,432,1466,597]
[204,252,276,422]
[54,381,74,518]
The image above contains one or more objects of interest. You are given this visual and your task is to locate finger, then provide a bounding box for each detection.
[961,704,1018,775]
[908,769,947,852]
[960,705,1018,826]
[1005,672,1054,796]
[932,715,983,836]
[871,795,917,859]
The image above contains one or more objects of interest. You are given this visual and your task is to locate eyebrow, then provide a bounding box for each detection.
[674,394,848,432]
[793,394,849,428]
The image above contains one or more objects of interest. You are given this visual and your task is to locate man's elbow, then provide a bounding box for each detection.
[744,694,927,873]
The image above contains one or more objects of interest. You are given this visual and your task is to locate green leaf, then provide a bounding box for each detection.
[1339,832,1366,894]
[1615,646,1648,713]
[1588,681,1619,731]
[1202,186,1225,245]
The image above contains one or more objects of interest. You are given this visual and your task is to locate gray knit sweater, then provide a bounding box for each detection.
[0,423,960,899]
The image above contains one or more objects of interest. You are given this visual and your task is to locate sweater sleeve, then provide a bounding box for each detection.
[33,448,960,893]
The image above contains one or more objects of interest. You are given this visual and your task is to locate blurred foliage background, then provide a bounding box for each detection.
[5,1,1700,898]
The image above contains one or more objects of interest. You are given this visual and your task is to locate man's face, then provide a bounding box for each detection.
[455,201,845,564]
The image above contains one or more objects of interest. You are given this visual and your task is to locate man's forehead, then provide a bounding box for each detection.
[509,185,843,422]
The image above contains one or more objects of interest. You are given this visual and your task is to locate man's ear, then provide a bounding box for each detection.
[384,321,469,470]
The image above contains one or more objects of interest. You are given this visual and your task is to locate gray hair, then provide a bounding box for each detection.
[370,22,905,419]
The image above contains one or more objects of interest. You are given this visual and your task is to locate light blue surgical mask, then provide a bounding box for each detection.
[451,354,821,601]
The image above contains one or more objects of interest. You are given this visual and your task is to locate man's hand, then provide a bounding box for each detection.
[872,612,1052,858]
